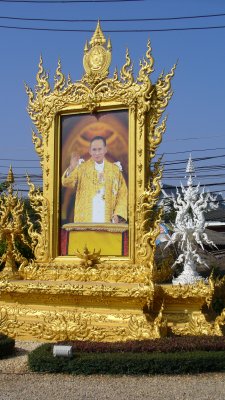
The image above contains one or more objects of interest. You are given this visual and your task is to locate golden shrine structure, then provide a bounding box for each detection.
[0,22,225,342]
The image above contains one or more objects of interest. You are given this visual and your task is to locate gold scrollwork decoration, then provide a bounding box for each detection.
[74,245,101,267]
[25,175,49,262]
[136,158,163,276]
[0,167,30,279]
[19,261,151,284]
[25,25,176,158]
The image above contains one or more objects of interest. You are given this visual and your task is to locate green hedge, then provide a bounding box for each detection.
[59,336,225,353]
[0,333,15,358]
[28,343,225,375]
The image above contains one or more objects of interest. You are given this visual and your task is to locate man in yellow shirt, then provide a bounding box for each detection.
[62,136,127,224]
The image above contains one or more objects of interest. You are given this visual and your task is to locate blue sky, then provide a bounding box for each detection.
[0,0,225,197]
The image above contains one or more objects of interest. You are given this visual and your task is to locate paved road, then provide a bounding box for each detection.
[0,373,225,400]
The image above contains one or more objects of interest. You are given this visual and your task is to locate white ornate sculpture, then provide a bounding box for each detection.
[166,155,218,285]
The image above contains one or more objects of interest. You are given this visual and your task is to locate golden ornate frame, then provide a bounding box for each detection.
[23,22,176,284]
[1,23,222,342]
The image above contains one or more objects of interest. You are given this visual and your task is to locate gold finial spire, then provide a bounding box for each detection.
[83,21,112,82]
[84,40,88,53]
[107,38,112,50]
[90,20,106,46]
[7,165,14,184]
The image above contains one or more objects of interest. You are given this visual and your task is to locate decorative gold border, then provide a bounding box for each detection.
[54,106,133,261]
[62,223,129,233]
[23,23,175,281]
[1,22,224,343]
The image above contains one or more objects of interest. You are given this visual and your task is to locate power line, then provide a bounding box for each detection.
[163,134,225,143]
[161,192,225,200]
[0,0,142,3]
[158,147,225,156]
[164,163,225,169]
[0,151,224,175]
[0,152,224,166]
[0,165,41,169]
[164,176,225,181]
[162,181,225,188]
[1,23,225,32]
[160,155,225,166]
[163,169,225,175]
[1,12,225,22]
[0,158,39,161]
[1,167,224,177]
[0,155,225,169]
[0,157,40,162]
[1,169,225,179]
[1,146,225,162]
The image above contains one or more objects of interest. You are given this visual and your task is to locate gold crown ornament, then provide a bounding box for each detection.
[83,21,112,83]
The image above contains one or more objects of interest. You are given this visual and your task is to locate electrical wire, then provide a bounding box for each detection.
[0,165,41,169]
[0,0,142,3]
[1,146,225,161]
[162,154,225,165]
[1,12,225,22]
[158,147,225,156]
[163,135,225,143]
[1,155,225,165]
[0,150,225,194]
[1,156,225,171]
[0,158,40,162]
[1,24,225,32]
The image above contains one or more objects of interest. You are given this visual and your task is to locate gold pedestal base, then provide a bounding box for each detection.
[62,223,129,257]
[68,231,123,256]
[155,283,221,336]
[0,279,223,341]
[0,279,165,342]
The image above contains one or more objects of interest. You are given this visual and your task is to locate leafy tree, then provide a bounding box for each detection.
[0,181,9,193]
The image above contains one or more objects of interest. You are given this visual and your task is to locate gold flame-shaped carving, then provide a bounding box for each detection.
[83,21,112,84]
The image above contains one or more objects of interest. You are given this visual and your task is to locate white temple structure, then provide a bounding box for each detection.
[167,155,218,285]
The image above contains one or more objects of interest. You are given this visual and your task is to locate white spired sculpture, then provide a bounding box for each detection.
[167,155,218,285]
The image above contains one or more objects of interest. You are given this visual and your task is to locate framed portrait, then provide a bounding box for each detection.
[25,22,173,280]
[59,109,129,258]
[18,23,176,344]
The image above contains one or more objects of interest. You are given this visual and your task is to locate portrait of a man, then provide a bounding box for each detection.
[59,110,129,256]
[62,136,127,224]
